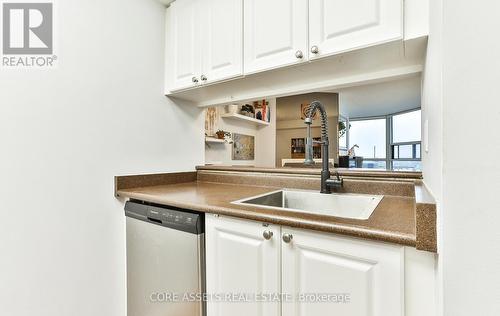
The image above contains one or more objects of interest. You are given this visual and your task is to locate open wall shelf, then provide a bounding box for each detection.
[220,113,270,126]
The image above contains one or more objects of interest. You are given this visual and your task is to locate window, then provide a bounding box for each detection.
[362,160,387,169]
[390,110,421,171]
[392,160,421,171]
[349,118,386,159]
[341,109,422,171]
[347,117,387,170]
[338,116,349,153]
[392,110,421,143]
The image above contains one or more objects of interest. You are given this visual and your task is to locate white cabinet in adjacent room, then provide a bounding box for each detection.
[243,0,308,74]
[308,0,403,59]
[281,227,404,316]
[205,215,281,316]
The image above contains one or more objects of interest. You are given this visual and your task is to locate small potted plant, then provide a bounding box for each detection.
[215,130,230,139]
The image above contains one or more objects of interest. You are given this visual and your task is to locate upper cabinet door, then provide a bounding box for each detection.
[201,0,243,83]
[243,0,308,74]
[205,215,280,316]
[308,0,403,59]
[281,228,404,316]
[169,0,202,91]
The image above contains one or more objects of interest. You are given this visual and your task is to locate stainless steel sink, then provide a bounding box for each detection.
[233,189,383,220]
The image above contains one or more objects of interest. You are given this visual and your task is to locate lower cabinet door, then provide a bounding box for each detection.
[205,215,280,316]
[281,227,404,316]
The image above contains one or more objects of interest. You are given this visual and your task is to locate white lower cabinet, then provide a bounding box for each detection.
[281,227,404,316]
[205,215,404,316]
[205,215,281,316]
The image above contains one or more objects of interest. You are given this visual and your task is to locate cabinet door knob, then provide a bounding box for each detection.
[310,46,319,54]
[201,75,207,81]
[282,233,293,243]
[263,230,273,240]
[192,77,199,83]
[295,50,303,59]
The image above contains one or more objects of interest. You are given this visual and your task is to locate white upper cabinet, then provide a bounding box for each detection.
[168,0,243,91]
[243,0,308,74]
[205,215,281,316]
[281,227,404,316]
[165,0,423,98]
[169,0,202,91]
[308,0,403,59]
[201,0,243,83]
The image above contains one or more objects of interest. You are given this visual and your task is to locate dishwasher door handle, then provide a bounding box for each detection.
[147,217,163,224]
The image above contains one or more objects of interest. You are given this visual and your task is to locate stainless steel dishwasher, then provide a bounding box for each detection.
[125,201,205,316]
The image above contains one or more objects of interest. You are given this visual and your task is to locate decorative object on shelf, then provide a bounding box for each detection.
[348,144,359,157]
[254,103,263,121]
[225,104,239,114]
[240,104,255,118]
[354,156,364,168]
[252,99,270,122]
[338,155,350,168]
[300,103,318,120]
[205,107,220,137]
[232,133,254,160]
[263,100,270,123]
[216,129,230,139]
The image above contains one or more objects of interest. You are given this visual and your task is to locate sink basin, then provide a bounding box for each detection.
[233,189,383,220]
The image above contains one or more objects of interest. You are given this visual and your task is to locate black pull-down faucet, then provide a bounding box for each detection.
[304,100,344,194]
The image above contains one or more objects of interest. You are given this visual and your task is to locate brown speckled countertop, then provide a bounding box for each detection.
[115,171,439,251]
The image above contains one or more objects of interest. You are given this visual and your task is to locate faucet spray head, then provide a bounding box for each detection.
[304,117,314,165]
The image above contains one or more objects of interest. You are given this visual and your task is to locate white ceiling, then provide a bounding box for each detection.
[334,75,422,118]
[159,0,175,6]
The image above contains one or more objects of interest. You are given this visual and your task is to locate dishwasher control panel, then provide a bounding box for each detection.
[125,201,204,234]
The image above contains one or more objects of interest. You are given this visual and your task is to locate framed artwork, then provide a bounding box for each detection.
[300,103,318,120]
[232,133,255,160]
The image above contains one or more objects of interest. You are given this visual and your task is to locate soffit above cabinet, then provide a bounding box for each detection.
[167,36,427,108]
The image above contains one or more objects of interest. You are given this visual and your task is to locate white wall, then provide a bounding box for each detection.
[423,0,500,315]
[422,0,443,204]
[0,1,204,316]
[255,99,277,167]
[338,76,422,118]
[440,0,500,315]
[421,0,443,314]
[204,100,276,167]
